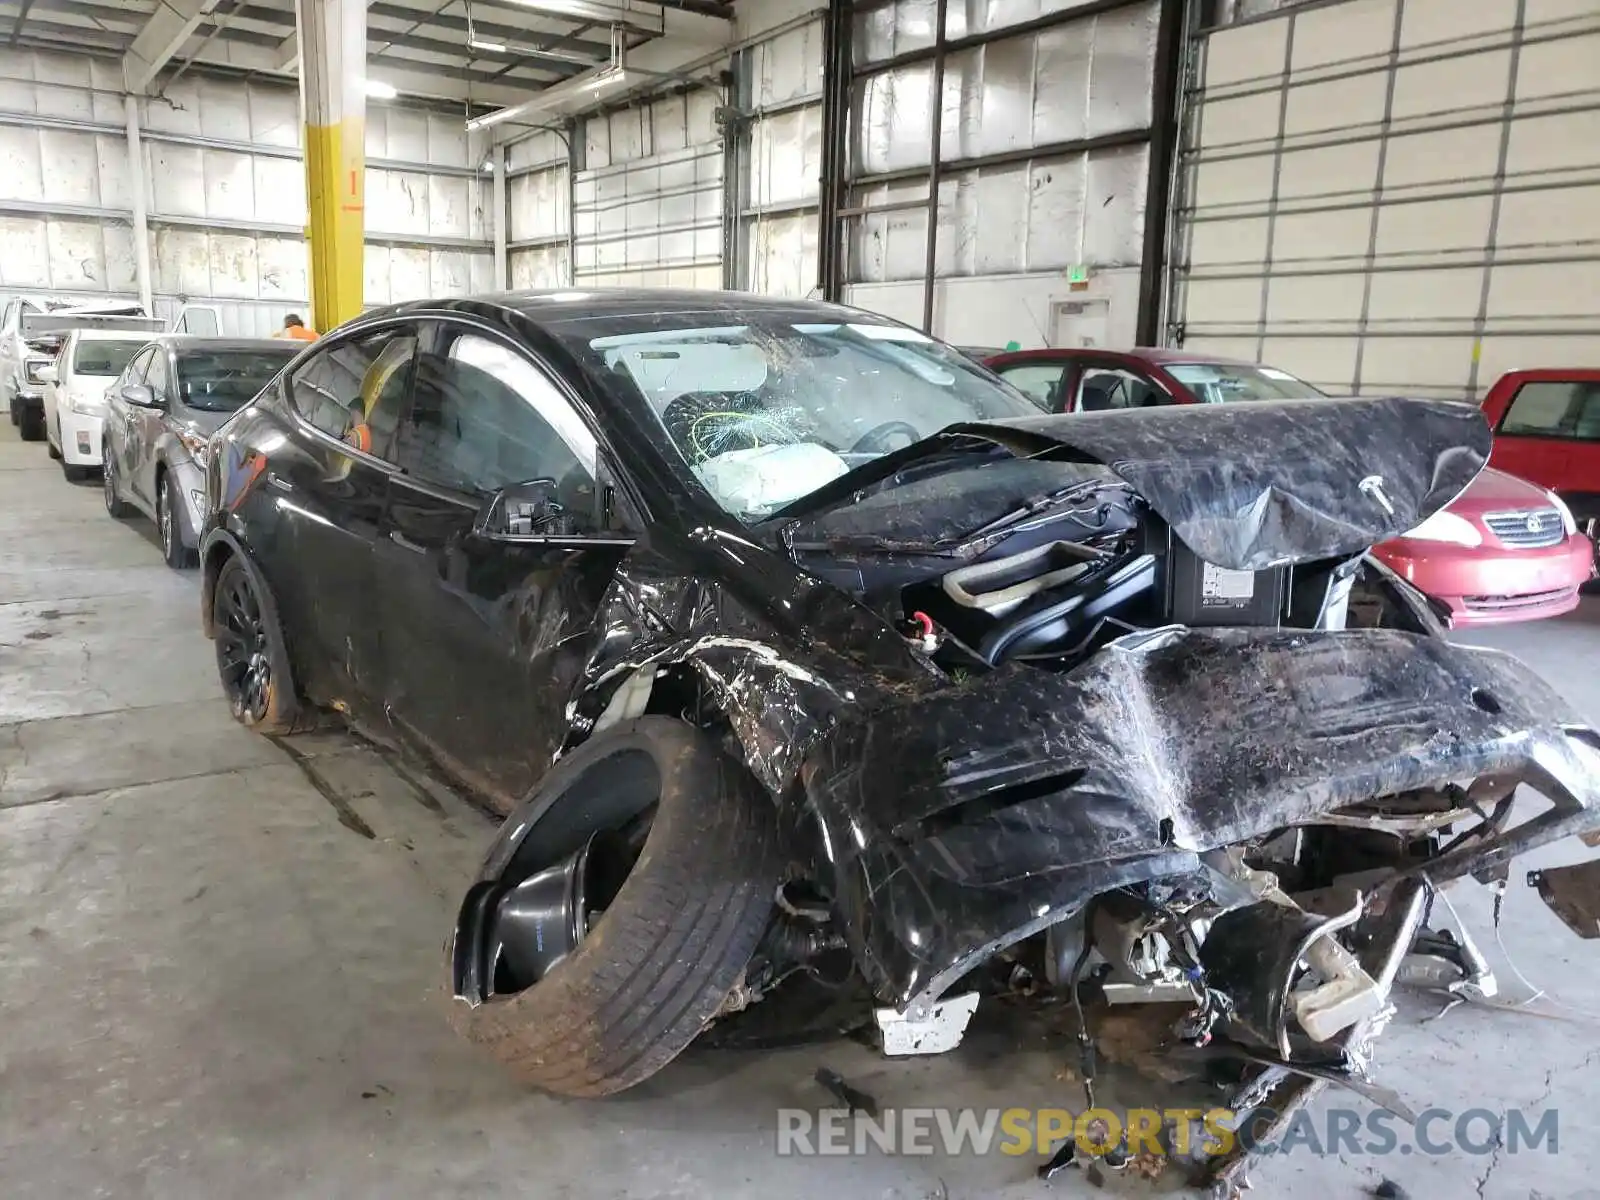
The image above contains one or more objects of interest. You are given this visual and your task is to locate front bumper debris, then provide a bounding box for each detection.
[803,626,1600,1012]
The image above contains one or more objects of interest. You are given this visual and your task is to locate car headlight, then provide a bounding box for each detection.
[1546,491,1578,535]
[24,356,50,384]
[1403,510,1482,547]
[177,429,211,467]
[66,393,105,416]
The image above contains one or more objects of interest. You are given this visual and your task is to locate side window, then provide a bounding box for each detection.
[2,300,17,334]
[394,328,598,516]
[145,350,169,399]
[997,364,1068,412]
[1500,382,1584,437]
[1075,367,1162,412]
[287,326,418,461]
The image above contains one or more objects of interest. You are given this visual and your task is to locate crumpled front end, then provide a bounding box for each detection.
[802,625,1600,1012]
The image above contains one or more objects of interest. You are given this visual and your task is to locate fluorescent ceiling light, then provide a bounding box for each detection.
[364,79,398,99]
[494,0,664,33]
[464,66,632,132]
[468,33,606,67]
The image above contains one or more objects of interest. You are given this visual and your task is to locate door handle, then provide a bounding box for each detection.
[389,529,428,555]
[265,471,293,492]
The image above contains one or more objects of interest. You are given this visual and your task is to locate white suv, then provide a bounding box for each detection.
[41,330,155,481]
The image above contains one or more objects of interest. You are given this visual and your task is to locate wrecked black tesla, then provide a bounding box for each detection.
[199,292,1600,1182]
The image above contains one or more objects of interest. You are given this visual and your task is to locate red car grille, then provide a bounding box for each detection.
[1484,508,1565,549]
[1462,586,1579,612]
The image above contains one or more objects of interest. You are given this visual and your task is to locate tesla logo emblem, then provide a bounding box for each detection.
[1527,514,1545,533]
[1359,475,1395,516]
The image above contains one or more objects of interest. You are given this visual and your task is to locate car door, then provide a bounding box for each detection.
[0,299,19,403]
[42,332,70,443]
[128,347,171,508]
[262,320,420,716]
[376,318,631,806]
[104,345,154,506]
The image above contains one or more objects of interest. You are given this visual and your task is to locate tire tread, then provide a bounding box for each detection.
[450,720,779,1097]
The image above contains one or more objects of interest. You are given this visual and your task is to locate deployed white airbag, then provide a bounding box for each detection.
[693,442,848,516]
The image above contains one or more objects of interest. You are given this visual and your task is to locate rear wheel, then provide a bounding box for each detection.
[212,554,300,735]
[450,718,780,1097]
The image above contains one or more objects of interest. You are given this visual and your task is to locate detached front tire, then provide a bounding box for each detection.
[451,717,780,1097]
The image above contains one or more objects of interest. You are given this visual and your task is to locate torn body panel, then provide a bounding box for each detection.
[800,627,1600,1010]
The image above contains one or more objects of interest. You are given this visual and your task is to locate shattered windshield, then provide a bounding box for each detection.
[1166,363,1325,403]
[583,320,1038,519]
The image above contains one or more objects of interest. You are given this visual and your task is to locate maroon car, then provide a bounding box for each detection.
[985,347,1593,627]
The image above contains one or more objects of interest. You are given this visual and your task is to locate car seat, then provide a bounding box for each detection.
[1078,377,1119,412]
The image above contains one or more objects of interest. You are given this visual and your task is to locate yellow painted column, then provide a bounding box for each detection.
[296,0,366,333]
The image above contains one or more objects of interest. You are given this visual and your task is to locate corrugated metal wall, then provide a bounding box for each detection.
[499,4,826,301]
[0,48,492,335]
[840,0,1163,346]
[507,128,572,290]
[1170,0,1600,398]
[571,91,725,289]
[744,16,825,297]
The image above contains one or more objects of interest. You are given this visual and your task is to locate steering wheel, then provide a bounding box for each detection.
[850,420,922,455]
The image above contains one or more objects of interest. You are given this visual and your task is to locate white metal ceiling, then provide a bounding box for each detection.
[0,0,729,106]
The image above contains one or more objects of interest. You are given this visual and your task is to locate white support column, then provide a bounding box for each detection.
[493,145,508,291]
[124,96,154,315]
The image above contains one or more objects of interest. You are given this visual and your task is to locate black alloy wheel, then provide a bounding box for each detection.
[212,556,299,734]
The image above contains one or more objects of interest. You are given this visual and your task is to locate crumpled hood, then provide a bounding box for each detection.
[948,395,1490,570]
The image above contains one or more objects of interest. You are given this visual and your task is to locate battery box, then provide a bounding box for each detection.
[1164,533,1287,628]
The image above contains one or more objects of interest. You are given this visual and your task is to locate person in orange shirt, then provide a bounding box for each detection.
[277,314,319,342]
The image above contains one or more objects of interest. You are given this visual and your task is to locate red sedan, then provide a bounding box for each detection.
[985,347,1593,627]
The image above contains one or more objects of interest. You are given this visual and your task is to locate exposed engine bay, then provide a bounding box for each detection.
[786,458,1348,678]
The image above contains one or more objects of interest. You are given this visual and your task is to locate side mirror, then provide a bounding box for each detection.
[121,383,161,408]
[474,478,566,539]
[37,364,57,384]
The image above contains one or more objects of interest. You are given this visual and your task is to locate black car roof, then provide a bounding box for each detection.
[372,288,871,331]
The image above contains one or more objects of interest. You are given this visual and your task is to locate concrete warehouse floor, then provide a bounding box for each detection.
[2,417,1599,1200]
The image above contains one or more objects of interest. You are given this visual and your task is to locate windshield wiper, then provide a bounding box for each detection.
[765,432,1004,525]
[968,476,1130,539]
[786,480,1128,559]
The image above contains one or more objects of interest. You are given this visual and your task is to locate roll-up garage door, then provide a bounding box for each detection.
[1169,0,1600,399]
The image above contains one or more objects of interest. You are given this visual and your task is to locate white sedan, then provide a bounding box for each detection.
[41,330,154,481]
